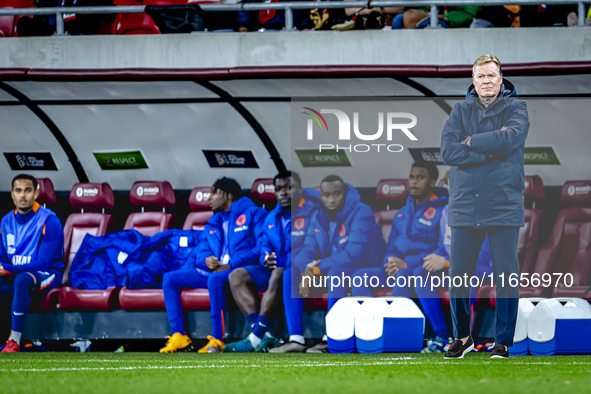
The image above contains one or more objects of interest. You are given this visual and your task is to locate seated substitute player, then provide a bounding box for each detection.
[269,176,319,353]
[159,177,266,353]
[225,171,318,352]
[295,175,385,353]
[0,174,64,353]
[351,162,450,351]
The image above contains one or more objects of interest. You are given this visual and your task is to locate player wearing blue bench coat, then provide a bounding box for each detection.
[159,177,266,353]
[295,175,386,353]
[270,176,319,353]
[0,174,64,353]
[225,171,319,353]
[351,163,449,348]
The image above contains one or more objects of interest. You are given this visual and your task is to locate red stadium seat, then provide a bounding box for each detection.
[1,1,35,37]
[108,0,223,35]
[30,288,61,311]
[181,288,211,310]
[0,10,16,38]
[119,286,211,311]
[113,13,160,35]
[111,1,162,35]
[27,178,58,310]
[62,183,115,284]
[546,180,591,299]
[60,286,121,312]
[58,183,116,312]
[119,287,165,311]
[490,180,591,307]
[36,178,56,206]
[520,175,544,274]
[251,178,276,209]
[2,0,35,6]
[119,287,214,312]
[124,181,175,236]
[118,181,176,311]
[373,179,409,242]
[183,186,213,230]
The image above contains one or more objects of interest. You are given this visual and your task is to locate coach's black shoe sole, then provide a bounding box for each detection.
[491,344,509,359]
[444,336,474,359]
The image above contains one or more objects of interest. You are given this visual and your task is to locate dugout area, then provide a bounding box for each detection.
[1,63,591,343]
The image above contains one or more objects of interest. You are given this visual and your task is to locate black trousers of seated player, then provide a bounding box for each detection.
[449,227,519,346]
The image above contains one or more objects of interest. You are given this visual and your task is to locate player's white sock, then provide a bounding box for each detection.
[289,335,305,345]
[248,332,262,348]
[322,334,328,342]
[8,331,22,345]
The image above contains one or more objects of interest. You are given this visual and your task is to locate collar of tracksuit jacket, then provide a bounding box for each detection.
[465,79,518,118]
[407,187,449,215]
[293,188,320,219]
[315,183,361,230]
[274,187,319,220]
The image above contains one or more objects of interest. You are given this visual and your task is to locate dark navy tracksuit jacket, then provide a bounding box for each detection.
[440,79,530,346]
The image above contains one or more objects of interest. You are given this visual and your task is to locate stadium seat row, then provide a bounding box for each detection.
[489,178,591,304]
[0,1,220,37]
[32,178,275,312]
[30,176,591,315]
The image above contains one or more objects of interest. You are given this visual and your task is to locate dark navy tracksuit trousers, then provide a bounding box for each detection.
[449,226,519,346]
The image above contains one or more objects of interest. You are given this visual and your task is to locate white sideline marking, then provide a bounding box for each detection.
[4,359,589,373]
[2,360,411,372]
[0,357,410,364]
[0,357,409,372]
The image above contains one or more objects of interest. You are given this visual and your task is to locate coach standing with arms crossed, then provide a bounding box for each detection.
[441,55,530,359]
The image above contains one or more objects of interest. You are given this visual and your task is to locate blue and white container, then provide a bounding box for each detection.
[528,298,591,356]
[326,297,368,353]
[355,297,424,353]
[509,298,545,356]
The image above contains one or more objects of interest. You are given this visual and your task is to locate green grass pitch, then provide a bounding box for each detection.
[1,353,591,394]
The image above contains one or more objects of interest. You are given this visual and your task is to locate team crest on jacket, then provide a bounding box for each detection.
[424,207,436,220]
[298,198,306,208]
[236,215,246,226]
[339,223,346,237]
[294,218,305,230]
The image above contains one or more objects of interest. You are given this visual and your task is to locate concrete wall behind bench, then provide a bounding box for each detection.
[1,28,589,69]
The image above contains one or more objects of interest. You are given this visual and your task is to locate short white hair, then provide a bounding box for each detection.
[472,54,502,76]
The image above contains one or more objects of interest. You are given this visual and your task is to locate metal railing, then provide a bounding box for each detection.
[0,1,588,35]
